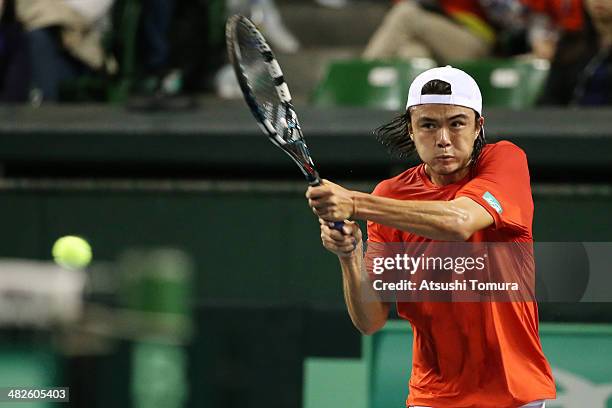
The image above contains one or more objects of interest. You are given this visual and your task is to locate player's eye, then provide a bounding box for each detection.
[420,123,436,129]
[451,121,466,128]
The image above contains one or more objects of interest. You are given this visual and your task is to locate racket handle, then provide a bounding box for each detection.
[310,176,346,233]
[332,221,346,233]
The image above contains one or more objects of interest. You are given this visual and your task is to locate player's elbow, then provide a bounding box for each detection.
[449,224,474,241]
[352,308,388,335]
[360,327,378,336]
[442,211,475,241]
[356,320,385,336]
[440,229,470,242]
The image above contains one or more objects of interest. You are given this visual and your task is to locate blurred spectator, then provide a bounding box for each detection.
[127,0,197,111]
[215,0,300,99]
[140,0,175,81]
[522,0,583,60]
[231,0,300,54]
[362,0,509,63]
[14,0,115,103]
[0,0,30,102]
[363,0,587,64]
[539,0,612,105]
[130,0,300,104]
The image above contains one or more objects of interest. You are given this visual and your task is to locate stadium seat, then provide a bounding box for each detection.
[312,58,436,110]
[450,58,550,109]
[303,358,367,408]
[363,320,412,408]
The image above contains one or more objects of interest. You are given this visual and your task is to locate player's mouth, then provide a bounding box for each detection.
[435,155,455,161]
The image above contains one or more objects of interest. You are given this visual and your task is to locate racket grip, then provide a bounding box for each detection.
[332,221,346,233]
[310,178,347,233]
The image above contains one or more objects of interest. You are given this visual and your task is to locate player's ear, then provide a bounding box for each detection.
[406,109,415,141]
[474,115,484,140]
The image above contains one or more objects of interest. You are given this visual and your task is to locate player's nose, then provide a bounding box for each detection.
[436,128,452,148]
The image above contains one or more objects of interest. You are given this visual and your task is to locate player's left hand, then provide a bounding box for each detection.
[306,179,355,222]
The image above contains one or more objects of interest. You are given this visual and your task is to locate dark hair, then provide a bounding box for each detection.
[374,79,486,169]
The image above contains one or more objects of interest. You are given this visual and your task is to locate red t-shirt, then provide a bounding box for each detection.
[365,141,556,408]
[522,0,584,31]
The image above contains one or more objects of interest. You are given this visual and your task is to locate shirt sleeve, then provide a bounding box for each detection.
[456,142,534,235]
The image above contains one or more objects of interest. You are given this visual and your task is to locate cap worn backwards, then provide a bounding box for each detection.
[406,65,483,115]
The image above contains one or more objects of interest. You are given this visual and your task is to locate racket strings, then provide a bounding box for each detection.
[228,15,319,183]
[235,22,284,133]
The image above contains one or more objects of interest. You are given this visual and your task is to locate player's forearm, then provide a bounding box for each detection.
[338,246,389,335]
[353,192,472,241]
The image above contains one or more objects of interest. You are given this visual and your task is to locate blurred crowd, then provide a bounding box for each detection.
[0,0,611,107]
[365,0,612,106]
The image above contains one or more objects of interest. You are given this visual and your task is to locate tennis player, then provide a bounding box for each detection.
[306,66,556,408]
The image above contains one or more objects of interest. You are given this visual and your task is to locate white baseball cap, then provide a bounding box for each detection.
[406,65,482,115]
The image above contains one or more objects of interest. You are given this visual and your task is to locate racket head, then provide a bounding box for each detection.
[226,14,321,185]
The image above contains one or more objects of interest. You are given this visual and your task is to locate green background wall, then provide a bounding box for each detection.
[1,184,611,303]
[0,182,610,408]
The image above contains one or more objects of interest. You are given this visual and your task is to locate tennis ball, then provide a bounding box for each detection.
[52,235,92,269]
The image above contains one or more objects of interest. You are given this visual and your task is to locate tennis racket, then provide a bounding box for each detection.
[226,14,344,231]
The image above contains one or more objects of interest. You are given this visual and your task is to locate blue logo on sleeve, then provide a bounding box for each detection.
[482,191,503,214]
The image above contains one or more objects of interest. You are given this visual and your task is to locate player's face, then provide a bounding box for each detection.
[409,104,481,178]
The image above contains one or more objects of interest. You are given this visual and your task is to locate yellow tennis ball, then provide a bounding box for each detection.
[52,235,92,269]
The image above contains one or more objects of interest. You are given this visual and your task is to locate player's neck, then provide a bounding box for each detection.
[424,164,470,186]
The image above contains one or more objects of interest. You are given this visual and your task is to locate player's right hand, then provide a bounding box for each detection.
[319,218,362,258]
